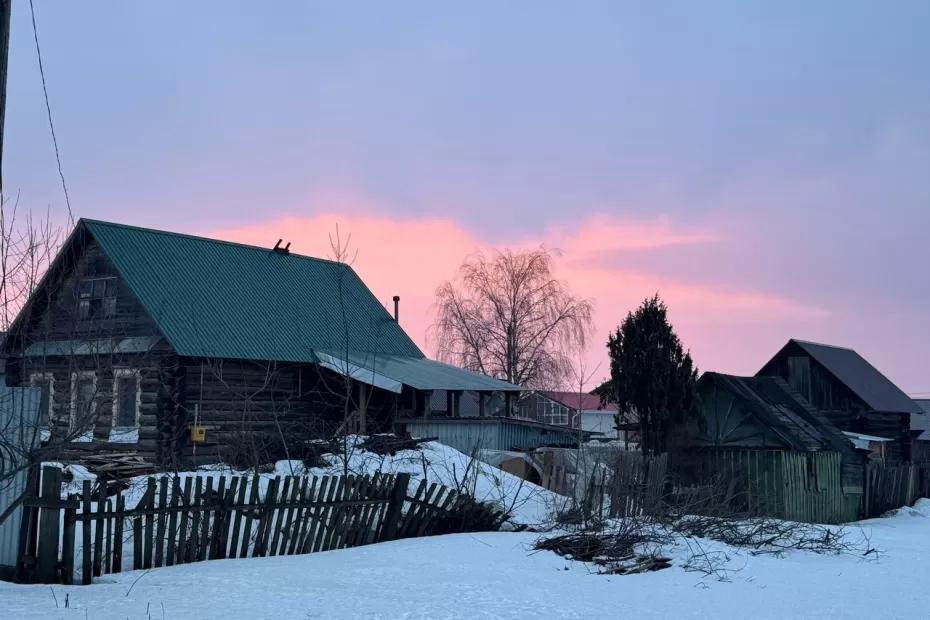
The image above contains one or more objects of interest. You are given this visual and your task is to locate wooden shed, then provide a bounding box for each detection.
[671,372,865,523]
[758,339,921,463]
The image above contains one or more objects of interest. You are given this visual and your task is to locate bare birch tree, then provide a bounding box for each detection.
[433,247,593,389]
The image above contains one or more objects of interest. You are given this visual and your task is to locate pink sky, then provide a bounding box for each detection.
[211,190,839,392]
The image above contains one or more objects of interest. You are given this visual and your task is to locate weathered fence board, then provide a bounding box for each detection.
[21,469,503,585]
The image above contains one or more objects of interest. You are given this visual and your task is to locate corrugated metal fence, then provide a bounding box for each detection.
[398,417,584,454]
[0,387,42,576]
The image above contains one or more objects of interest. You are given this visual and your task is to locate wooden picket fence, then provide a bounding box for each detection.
[19,467,504,585]
[863,462,930,518]
[669,449,862,524]
[606,452,668,518]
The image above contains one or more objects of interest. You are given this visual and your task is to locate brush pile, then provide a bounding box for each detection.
[535,529,672,575]
[357,433,437,456]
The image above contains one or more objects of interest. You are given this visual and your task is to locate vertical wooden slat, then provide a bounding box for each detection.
[303,476,331,553]
[104,499,112,574]
[143,478,155,569]
[81,479,93,584]
[269,476,291,556]
[154,477,169,568]
[288,477,313,555]
[198,477,215,562]
[209,476,227,560]
[188,478,203,563]
[36,466,63,584]
[257,476,281,557]
[166,477,180,566]
[312,476,342,553]
[379,474,410,542]
[176,477,193,564]
[113,493,124,573]
[240,475,260,558]
[216,476,237,560]
[61,503,76,585]
[228,476,248,559]
[132,516,142,571]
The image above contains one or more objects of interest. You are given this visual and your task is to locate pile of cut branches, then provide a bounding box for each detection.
[534,528,672,575]
[671,514,875,557]
[358,433,436,456]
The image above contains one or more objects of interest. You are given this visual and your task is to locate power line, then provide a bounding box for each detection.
[28,0,72,224]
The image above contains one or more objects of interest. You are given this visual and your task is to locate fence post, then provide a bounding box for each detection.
[35,466,63,583]
[61,504,76,585]
[378,473,410,542]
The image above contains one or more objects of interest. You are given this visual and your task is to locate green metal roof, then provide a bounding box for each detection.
[83,219,424,362]
[317,351,522,393]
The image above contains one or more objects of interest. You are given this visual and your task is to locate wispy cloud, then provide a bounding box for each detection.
[211,193,830,384]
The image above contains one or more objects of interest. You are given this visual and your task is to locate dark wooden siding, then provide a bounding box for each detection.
[760,341,912,464]
[173,359,398,468]
[4,236,174,464]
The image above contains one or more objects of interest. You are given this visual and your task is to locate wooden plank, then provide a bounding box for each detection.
[188,478,203,563]
[113,493,125,573]
[165,477,180,566]
[300,476,327,554]
[313,476,343,553]
[61,502,76,585]
[239,475,260,559]
[269,477,292,556]
[176,477,193,565]
[198,477,215,561]
[216,476,237,560]
[104,500,113,574]
[258,476,280,556]
[209,476,227,560]
[379,474,410,542]
[82,479,93,584]
[132,516,142,571]
[142,478,155,569]
[153,477,169,567]
[34,466,63,584]
[284,477,310,555]
[228,476,248,559]
[321,476,351,552]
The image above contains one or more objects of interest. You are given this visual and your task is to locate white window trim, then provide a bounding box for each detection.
[29,372,54,441]
[110,368,141,442]
[70,371,98,442]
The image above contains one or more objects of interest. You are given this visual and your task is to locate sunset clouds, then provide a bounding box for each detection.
[212,193,833,389]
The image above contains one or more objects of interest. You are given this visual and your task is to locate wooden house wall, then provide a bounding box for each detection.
[12,239,161,345]
[4,238,175,464]
[172,358,398,468]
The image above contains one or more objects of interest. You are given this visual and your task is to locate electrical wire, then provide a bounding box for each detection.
[28,0,72,223]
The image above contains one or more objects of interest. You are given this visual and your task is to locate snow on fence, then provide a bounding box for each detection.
[20,466,505,585]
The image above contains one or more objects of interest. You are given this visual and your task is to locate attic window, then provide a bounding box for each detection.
[77,276,117,319]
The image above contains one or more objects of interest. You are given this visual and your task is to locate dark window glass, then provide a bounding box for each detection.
[116,376,139,428]
[73,376,97,428]
[33,378,52,427]
[76,276,117,319]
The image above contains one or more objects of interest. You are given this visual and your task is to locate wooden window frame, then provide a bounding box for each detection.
[69,370,98,435]
[29,372,55,429]
[76,275,118,320]
[111,368,141,431]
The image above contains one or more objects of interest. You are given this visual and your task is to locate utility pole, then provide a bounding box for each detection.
[0,0,11,196]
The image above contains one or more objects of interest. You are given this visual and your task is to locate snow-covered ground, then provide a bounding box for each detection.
[3,500,929,619]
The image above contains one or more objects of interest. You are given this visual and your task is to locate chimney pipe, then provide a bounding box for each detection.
[392,295,400,322]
